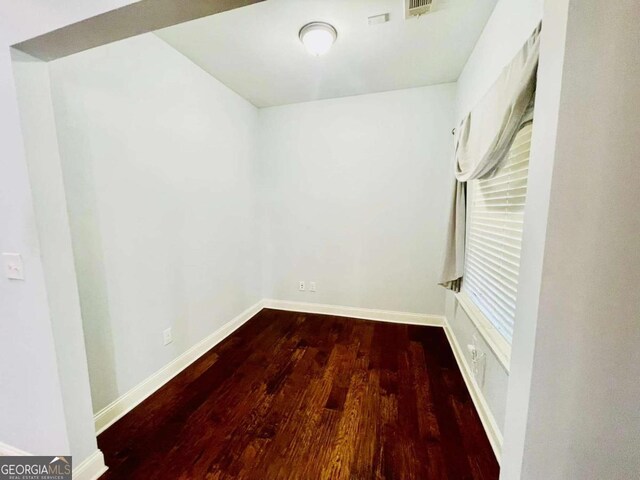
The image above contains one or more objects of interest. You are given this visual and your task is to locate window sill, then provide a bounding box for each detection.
[455,291,511,373]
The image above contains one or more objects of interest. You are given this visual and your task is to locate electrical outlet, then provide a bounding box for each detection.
[309,282,316,292]
[163,328,173,346]
[467,335,486,387]
[299,281,305,291]
[467,344,479,361]
[3,253,24,280]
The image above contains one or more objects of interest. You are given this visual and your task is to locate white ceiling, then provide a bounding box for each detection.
[156,0,497,107]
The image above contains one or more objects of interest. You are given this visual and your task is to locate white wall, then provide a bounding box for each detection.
[4,3,638,479]
[48,33,261,413]
[445,0,544,443]
[0,0,140,465]
[502,0,640,477]
[11,50,98,463]
[455,0,544,121]
[0,47,71,454]
[257,84,456,315]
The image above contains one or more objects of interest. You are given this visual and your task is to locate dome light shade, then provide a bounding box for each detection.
[299,22,337,56]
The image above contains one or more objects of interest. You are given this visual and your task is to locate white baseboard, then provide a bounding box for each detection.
[73,449,108,480]
[0,443,107,480]
[94,298,442,434]
[0,442,31,456]
[265,300,501,459]
[94,300,265,434]
[262,299,445,327]
[91,298,499,468]
[443,318,503,463]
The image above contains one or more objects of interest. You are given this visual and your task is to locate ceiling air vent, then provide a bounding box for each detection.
[405,0,433,18]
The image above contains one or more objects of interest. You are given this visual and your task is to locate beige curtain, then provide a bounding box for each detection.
[439,23,541,291]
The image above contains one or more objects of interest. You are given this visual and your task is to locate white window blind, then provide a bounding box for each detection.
[463,121,533,343]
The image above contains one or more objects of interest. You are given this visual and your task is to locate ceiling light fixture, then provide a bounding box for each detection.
[299,22,337,56]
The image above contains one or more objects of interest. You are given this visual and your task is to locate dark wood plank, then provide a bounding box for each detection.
[98,309,499,479]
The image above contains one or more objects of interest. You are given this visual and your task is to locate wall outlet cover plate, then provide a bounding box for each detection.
[3,253,24,280]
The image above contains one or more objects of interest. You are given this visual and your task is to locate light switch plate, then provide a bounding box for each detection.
[3,253,24,280]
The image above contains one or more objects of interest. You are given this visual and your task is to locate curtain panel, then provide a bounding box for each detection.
[439,23,541,291]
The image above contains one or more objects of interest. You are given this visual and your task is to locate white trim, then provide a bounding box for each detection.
[91,298,501,467]
[94,300,265,434]
[0,444,107,480]
[456,291,511,372]
[3,300,498,476]
[0,442,32,456]
[262,299,445,327]
[94,298,442,434]
[72,449,108,480]
[443,317,503,463]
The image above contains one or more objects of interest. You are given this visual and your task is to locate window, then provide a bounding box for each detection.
[463,121,533,343]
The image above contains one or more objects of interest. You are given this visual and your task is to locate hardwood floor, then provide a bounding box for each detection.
[98,309,498,479]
